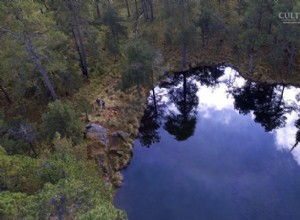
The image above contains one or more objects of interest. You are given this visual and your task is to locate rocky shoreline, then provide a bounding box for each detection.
[83,88,147,187]
[82,39,300,187]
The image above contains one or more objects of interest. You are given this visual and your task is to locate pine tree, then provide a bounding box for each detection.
[121,39,155,97]
[47,0,99,79]
[0,1,69,100]
[102,5,127,44]
[41,100,83,142]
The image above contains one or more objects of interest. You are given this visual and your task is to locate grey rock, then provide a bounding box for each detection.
[85,123,107,146]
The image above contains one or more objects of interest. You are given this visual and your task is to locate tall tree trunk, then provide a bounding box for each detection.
[148,0,154,20]
[95,0,101,18]
[134,0,138,18]
[140,0,148,21]
[24,36,57,100]
[287,44,296,75]
[0,84,12,104]
[152,88,157,115]
[68,1,88,78]
[73,17,88,78]
[144,0,149,20]
[42,0,49,10]
[72,28,85,74]
[124,0,131,17]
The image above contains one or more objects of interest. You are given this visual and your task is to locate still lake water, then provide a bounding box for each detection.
[114,66,300,220]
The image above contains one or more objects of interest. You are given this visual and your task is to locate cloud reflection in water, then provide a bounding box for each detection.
[148,66,300,165]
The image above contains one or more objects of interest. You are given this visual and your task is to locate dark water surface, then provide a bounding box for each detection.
[114,66,300,220]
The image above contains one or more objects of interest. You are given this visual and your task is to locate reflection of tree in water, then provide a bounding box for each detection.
[163,65,223,141]
[138,89,165,147]
[232,81,289,131]
[193,65,224,87]
[291,118,300,151]
[164,73,199,141]
[138,65,224,145]
[139,65,300,151]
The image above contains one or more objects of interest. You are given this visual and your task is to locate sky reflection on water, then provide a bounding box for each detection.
[154,66,300,165]
[115,66,300,220]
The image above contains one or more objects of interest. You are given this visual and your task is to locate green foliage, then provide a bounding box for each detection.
[0,149,42,194]
[0,136,30,155]
[0,137,127,219]
[41,100,84,142]
[163,22,173,44]
[41,135,87,182]
[77,96,93,122]
[197,2,223,46]
[0,145,5,154]
[0,1,72,101]
[0,191,28,220]
[16,178,126,220]
[102,5,127,43]
[121,39,155,94]
[161,0,196,43]
[104,32,120,60]
[0,115,38,155]
[49,0,103,78]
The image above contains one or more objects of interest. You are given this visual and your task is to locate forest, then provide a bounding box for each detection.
[0,0,300,219]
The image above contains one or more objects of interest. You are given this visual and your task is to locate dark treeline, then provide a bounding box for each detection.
[1,0,299,107]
